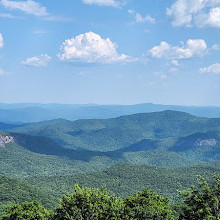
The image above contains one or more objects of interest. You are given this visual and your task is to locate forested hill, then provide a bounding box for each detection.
[1,110,220,218]
[0,103,220,123]
[0,174,57,213]
[0,110,220,178]
[24,162,220,201]
[6,110,220,152]
[1,162,220,212]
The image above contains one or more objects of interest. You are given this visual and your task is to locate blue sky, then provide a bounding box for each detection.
[0,0,220,106]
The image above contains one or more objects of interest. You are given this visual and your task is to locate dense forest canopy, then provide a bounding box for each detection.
[1,111,220,219]
[1,175,220,219]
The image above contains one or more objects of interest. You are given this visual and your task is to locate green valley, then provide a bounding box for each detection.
[1,110,220,218]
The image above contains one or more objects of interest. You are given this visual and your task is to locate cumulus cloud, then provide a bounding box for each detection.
[149,39,207,59]
[58,32,129,63]
[200,63,220,74]
[0,34,3,48]
[22,54,52,67]
[81,0,122,7]
[0,0,48,16]
[128,9,155,24]
[167,0,220,28]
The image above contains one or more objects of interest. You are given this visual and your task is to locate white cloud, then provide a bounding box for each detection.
[77,71,86,76]
[212,44,220,51]
[0,0,70,21]
[144,29,151,34]
[0,69,5,75]
[58,32,129,63]
[81,0,121,7]
[149,39,207,59]
[0,34,3,48]
[34,30,50,34]
[154,72,167,79]
[43,15,72,22]
[160,74,167,79]
[0,68,11,75]
[200,63,220,74]
[128,9,155,24]
[128,9,134,14]
[172,60,179,66]
[0,0,48,16]
[169,67,178,72]
[0,12,22,18]
[22,54,52,67]
[167,0,220,28]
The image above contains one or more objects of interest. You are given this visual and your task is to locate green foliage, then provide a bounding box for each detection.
[171,201,187,219]
[2,179,220,219]
[10,111,220,152]
[124,188,174,220]
[179,175,220,219]
[53,185,124,220]
[0,138,118,177]
[1,111,220,218]
[53,185,174,220]
[1,111,220,180]
[0,174,56,212]
[1,162,220,215]
[25,163,220,202]
[0,201,51,220]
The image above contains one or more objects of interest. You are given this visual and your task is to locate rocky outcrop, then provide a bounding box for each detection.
[0,135,14,148]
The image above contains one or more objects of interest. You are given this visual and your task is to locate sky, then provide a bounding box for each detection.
[0,0,220,106]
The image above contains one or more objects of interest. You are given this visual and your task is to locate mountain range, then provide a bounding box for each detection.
[1,109,220,213]
[1,103,220,123]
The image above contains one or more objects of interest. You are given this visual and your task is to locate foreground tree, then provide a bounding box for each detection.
[0,201,51,220]
[53,184,124,220]
[0,186,175,219]
[179,175,220,220]
[123,188,174,220]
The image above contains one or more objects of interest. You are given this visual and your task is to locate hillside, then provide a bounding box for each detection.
[1,110,220,215]
[0,111,220,178]
[6,110,220,152]
[24,162,220,201]
[0,174,57,213]
[0,136,124,177]
[1,162,220,215]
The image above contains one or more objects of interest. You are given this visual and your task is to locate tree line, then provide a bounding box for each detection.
[1,175,220,220]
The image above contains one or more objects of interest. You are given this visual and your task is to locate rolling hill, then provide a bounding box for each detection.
[24,162,220,201]
[0,111,219,178]
[6,110,220,152]
[1,110,220,215]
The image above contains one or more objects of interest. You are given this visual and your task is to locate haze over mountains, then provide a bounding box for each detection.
[1,103,220,123]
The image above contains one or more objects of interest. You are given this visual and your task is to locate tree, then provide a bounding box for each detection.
[53,184,124,220]
[179,175,220,220]
[123,188,174,220]
[0,201,51,220]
